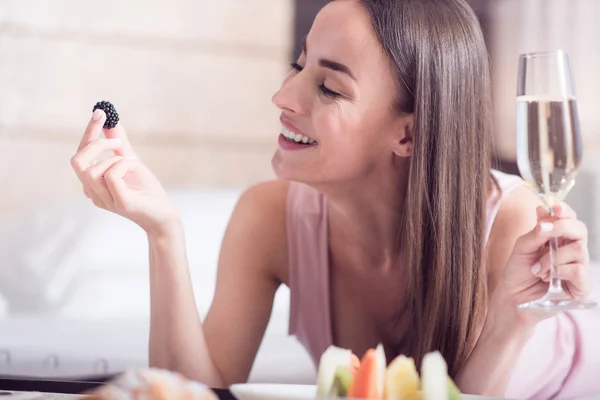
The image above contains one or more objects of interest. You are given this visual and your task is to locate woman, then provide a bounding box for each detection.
[70,0,599,398]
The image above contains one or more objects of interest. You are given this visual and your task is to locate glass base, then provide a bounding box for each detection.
[518,292,597,312]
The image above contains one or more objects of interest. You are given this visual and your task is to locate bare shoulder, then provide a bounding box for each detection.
[235,179,290,215]
[486,183,544,289]
[491,183,543,238]
[204,180,291,383]
[223,179,290,283]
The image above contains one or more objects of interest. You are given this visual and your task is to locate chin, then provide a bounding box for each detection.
[271,154,298,182]
[271,152,315,184]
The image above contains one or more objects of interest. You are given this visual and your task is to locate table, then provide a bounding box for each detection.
[0,393,78,399]
[0,376,236,400]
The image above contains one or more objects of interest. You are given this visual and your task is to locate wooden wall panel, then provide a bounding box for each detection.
[0,0,293,214]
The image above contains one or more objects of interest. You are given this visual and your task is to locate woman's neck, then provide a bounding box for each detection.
[317,167,409,272]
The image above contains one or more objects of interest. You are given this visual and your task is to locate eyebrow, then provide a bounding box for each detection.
[301,36,357,82]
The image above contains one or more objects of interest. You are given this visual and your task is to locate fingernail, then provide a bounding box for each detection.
[540,222,554,233]
[92,109,103,121]
[542,271,551,282]
[554,205,562,216]
[531,263,541,276]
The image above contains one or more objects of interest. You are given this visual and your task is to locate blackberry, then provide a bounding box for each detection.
[92,100,120,129]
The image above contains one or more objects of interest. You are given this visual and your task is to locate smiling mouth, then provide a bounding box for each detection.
[281,126,317,145]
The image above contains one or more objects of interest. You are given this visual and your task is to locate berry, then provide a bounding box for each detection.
[92,101,120,129]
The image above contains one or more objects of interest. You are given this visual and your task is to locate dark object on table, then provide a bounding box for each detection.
[92,101,120,129]
[0,376,109,393]
[0,376,235,400]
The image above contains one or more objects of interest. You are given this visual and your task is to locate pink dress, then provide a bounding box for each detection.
[286,170,600,399]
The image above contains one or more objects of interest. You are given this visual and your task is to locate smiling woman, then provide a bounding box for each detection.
[67,0,600,399]
[0,0,299,389]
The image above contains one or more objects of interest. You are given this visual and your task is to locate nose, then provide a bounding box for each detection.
[272,73,309,116]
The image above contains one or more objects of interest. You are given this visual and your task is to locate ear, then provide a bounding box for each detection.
[390,113,414,157]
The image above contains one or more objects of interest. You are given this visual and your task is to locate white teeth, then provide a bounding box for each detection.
[281,126,317,144]
[282,127,293,138]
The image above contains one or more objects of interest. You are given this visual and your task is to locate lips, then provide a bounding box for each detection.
[280,116,317,144]
[281,126,316,144]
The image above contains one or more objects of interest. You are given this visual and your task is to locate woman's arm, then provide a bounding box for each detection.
[454,295,535,395]
[70,114,289,388]
[148,180,289,388]
[458,188,591,397]
[455,185,541,395]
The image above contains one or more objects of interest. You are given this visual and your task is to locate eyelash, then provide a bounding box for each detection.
[290,62,341,99]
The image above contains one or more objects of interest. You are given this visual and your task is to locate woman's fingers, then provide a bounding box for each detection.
[72,111,143,215]
[77,109,106,152]
[540,263,590,298]
[532,239,589,278]
[71,138,123,174]
[103,124,137,158]
[537,203,577,220]
[104,158,132,213]
[71,138,124,203]
[554,203,577,219]
[514,204,585,258]
[84,155,125,208]
[546,218,588,244]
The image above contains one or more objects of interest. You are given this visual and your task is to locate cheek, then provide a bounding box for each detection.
[312,102,351,144]
[312,105,378,169]
[313,103,377,155]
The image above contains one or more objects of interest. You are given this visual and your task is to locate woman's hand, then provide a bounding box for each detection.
[70,109,181,236]
[456,202,591,395]
[490,202,591,330]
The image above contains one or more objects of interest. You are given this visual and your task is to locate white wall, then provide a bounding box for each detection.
[489,0,600,259]
[0,0,294,215]
[490,0,600,159]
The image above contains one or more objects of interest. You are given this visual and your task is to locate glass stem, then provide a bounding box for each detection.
[547,207,563,295]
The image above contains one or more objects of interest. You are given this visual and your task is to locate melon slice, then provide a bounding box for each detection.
[316,345,360,397]
[421,351,449,400]
[376,343,387,398]
[447,376,461,400]
[384,355,420,400]
[331,365,354,397]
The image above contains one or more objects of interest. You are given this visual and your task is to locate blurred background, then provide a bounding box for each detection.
[0,0,599,387]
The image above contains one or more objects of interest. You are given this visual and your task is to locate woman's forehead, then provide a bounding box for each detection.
[307,1,390,79]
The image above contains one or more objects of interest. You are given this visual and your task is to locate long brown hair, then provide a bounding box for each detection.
[358,0,493,376]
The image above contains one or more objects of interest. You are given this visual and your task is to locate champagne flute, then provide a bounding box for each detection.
[515,50,596,311]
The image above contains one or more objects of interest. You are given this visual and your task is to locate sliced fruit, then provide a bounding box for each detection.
[376,343,387,397]
[350,352,361,375]
[447,376,461,400]
[348,349,380,399]
[331,365,354,397]
[384,355,420,400]
[316,345,360,397]
[421,351,449,400]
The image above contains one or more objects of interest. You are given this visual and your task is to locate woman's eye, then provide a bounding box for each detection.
[289,63,341,99]
[319,84,341,99]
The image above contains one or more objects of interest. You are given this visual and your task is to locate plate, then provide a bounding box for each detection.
[229,383,508,400]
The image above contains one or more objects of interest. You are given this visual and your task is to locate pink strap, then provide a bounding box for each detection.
[286,182,332,366]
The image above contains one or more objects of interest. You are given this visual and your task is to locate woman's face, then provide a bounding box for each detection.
[271,0,413,186]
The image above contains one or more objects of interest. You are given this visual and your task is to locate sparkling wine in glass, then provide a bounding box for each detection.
[516,50,596,311]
